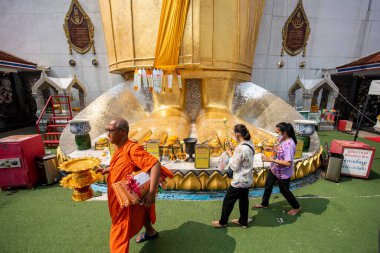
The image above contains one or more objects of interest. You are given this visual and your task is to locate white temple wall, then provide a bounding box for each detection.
[253,0,380,101]
[0,0,379,104]
[0,0,124,104]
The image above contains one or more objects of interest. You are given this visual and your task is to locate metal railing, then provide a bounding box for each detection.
[36,95,73,134]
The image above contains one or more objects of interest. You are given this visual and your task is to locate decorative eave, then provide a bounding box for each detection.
[336,51,380,74]
[0,50,38,72]
[288,76,306,95]
[32,72,87,96]
[308,76,339,94]
[289,76,339,94]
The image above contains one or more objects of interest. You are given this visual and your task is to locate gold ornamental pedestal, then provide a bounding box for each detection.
[59,157,101,201]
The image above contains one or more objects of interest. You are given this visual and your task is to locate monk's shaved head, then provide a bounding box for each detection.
[114,118,129,130]
[110,118,129,135]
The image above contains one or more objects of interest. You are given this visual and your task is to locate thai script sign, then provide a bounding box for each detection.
[281,0,310,56]
[146,140,160,160]
[341,148,373,178]
[63,0,95,54]
[195,145,210,169]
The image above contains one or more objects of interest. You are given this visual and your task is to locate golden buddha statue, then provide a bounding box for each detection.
[97,0,274,146]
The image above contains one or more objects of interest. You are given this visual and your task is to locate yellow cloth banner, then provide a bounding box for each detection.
[154,0,190,71]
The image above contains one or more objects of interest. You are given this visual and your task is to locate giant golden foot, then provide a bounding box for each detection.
[129,107,191,145]
[196,108,275,149]
[196,79,275,154]
[128,81,191,145]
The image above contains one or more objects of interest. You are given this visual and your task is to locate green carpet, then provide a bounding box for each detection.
[1,131,379,253]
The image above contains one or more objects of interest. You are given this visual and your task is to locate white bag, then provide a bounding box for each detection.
[218,151,230,172]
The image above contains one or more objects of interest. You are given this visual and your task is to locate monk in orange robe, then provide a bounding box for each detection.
[97,118,173,253]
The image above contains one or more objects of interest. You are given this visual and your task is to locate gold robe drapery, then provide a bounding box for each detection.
[154,0,190,71]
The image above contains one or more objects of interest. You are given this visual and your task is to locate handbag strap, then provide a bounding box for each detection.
[242,143,255,155]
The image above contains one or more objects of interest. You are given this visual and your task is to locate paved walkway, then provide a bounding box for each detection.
[351,130,380,138]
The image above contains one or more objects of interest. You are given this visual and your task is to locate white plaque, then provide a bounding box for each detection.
[341,148,373,178]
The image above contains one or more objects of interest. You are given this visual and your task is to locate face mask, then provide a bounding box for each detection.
[277,133,285,141]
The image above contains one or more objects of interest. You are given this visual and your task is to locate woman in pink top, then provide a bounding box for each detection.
[254,122,301,216]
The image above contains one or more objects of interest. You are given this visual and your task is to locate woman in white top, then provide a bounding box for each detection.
[212,124,255,228]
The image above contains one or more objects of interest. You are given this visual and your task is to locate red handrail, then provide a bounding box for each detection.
[36,95,72,134]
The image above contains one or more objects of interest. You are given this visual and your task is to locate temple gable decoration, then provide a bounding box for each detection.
[63,0,95,55]
[281,0,310,57]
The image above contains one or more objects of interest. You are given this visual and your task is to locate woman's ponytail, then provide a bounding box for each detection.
[234,124,251,141]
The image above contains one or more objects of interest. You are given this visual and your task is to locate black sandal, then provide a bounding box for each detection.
[136,231,159,243]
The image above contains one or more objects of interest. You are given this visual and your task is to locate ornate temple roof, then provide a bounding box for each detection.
[289,76,339,94]
[336,51,380,74]
[0,50,37,72]
[32,72,87,96]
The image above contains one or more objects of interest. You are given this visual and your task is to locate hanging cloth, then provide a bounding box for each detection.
[153,0,190,71]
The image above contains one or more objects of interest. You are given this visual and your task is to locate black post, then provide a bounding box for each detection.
[354,95,370,141]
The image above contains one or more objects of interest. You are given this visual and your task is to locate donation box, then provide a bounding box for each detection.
[146,140,160,160]
[294,140,304,159]
[330,140,375,179]
[195,144,210,169]
[0,135,45,190]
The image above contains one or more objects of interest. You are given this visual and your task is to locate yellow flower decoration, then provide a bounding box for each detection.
[166,136,179,146]
[208,139,221,149]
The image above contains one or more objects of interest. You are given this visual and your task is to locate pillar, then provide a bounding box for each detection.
[79,92,85,109]
[326,92,338,110]
[302,91,313,111]
[288,93,296,107]
[32,90,46,113]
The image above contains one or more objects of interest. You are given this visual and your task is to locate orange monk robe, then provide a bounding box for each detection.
[107,140,173,253]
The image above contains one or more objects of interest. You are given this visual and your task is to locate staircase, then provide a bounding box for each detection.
[36,95,73,147]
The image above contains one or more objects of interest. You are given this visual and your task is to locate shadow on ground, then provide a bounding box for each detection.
[368,169,380,180]
[252,194,329,227]
[139,221,236,253]
[339,176,353,183]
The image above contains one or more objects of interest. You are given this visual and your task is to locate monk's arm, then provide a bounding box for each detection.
[149,161,161,194]
[95,166,110,174]
[141,161,161,206]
